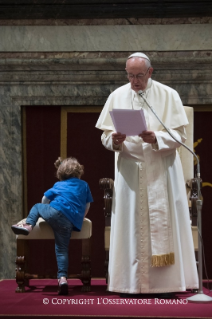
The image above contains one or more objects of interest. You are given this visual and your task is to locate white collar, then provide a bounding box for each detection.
[131,78,153,101]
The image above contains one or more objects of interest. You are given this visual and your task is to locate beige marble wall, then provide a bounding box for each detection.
[0,24,212,51]
[0,20,212,278]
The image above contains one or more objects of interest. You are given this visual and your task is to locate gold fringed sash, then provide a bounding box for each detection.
[151,252,175,267]
[143,142,175,268]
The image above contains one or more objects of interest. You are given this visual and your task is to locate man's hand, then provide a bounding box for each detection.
[139,131,157,144]
[112,132,126,145]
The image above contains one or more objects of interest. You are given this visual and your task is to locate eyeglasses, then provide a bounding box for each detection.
[127,67,150,80]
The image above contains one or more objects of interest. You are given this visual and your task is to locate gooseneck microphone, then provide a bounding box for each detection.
[138,90,200,179]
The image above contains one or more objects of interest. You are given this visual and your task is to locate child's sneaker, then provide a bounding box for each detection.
[58,277,68,295]
[11,222,32,235]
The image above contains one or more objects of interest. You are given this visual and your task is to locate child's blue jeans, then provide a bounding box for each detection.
[26,203,74,279]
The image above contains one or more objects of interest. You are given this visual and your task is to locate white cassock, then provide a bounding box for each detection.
[96,79,199,294]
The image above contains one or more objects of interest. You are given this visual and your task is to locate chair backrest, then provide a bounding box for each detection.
[178,106,194,183]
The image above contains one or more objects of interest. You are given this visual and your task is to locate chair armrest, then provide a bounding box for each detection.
[99,178,114,190]
[186,177,202,226]
[99,178,114,218]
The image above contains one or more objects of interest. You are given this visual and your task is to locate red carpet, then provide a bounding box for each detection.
[0,279,212,319]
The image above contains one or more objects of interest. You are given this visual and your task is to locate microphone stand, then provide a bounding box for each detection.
[138,90,212,302]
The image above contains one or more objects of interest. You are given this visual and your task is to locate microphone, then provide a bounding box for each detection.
[138,90,200,179]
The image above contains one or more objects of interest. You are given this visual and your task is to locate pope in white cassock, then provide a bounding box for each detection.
[96,52,198,294]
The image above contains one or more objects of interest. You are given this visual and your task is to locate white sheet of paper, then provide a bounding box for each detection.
[109,109,147,136]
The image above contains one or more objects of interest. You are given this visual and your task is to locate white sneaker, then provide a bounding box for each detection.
[58,277,68,295]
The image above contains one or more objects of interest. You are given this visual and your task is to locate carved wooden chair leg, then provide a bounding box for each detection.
[99,178,114,284]
[80,238,91,292]
[15,256,26,292]
[15,239,29,293]
[105,251,109,284]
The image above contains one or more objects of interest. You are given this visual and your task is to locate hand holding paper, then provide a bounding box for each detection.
[112,132,126,146]
[139,130,157,144]
[110,109,147,136]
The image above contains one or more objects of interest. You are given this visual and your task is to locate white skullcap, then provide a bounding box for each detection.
[128,52,151,63]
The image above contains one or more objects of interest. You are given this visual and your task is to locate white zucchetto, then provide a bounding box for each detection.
[128,52,151,63]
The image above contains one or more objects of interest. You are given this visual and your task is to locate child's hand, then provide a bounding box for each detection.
[84,209,89,217]
[84,203,90,218]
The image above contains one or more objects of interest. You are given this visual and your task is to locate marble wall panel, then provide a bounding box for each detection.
[0,25,212,51]
[0,104,22,278]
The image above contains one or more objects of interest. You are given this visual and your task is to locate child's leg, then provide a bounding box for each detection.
[53,220,73,279]
[47,211,73,295]
[44,210,74,278]
[11,203,49,235]
[26,203,49,227]
[54,230,72,279]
